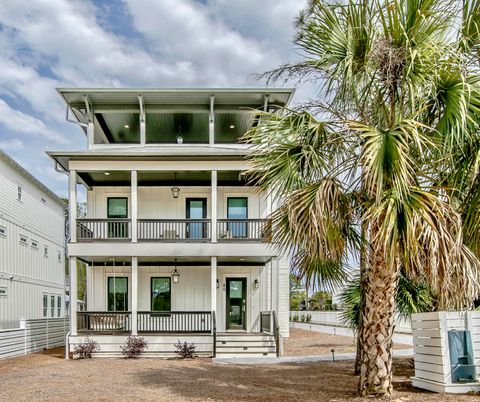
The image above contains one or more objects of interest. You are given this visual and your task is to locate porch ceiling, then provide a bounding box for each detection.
[77,170,248,186]
[78,256,270,265]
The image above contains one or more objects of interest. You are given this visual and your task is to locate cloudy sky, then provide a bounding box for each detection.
[0,0,312,198]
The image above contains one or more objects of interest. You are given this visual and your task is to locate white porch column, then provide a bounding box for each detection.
[69,170,77,243]
[209,95,215,145]
[131,257,138,335]
[211,170,217,242]
[131,170,138,243]
[87,122,94,149]
[211,256,217,314]
[69,257,78,336]
[271,257,279,313]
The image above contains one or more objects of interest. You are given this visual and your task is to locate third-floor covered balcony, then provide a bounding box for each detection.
[63,166,272,244]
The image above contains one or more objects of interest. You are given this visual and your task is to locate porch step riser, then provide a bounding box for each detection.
[216,336,273,342]
[216,353,277,358]
[216,341,275,347]
[217,346,275,354]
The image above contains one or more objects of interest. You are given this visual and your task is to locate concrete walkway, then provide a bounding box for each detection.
[290,321,414,346]
[214,348,413,365]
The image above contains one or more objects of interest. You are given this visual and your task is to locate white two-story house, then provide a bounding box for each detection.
[48,88,294,357]
[0,149,66,330]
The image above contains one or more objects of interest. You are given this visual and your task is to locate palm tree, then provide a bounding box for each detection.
[245,0,480,395]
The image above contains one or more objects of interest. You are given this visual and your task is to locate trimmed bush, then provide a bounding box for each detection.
[121,336,148,358]
[74,337,100,359]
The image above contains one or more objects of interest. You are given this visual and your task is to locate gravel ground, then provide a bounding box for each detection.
[284,328,411,356]
[0,346,479,401]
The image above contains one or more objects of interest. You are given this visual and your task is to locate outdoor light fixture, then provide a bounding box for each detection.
[216,279,219,289]
[171,260,180,284]
[176,136,183,144]
[254,279,260,289]
[171,173,180,199]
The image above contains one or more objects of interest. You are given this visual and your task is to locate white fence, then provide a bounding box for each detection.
[0,318,69,360]
[290,310,412,333]
[411,311,480,393]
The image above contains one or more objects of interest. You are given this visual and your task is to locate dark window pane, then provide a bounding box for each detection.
[227,198,248,237]
[107,198,128,218]
[108,277,128,311]
[151,277,171,311]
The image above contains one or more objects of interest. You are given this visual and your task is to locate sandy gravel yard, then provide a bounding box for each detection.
[0,330,477,402]
[283,328,411,356]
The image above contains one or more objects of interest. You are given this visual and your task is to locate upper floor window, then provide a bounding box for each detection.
[0,286,7,297]
[19,234,28,245]
[41,198,47,204]
[43,245,48,257]
[50,295,55,317]
[31,239,39,249]
[0,226,6,237]
[57,251,62,262]
[57,295,62,317]
[17,185,22,201]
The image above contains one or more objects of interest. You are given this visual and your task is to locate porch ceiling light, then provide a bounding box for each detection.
[124,124,129,129]
[104,172,110,176]
[254,279,259,289]
[171,268,180,284]
[171,173,180,198]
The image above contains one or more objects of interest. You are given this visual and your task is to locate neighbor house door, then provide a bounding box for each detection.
[226,278,247,330]
[186,198,207,239]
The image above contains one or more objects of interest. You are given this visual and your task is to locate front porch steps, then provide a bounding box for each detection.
[215,332,276,358]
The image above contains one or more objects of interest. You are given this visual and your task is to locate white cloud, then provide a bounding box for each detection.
[0,100,66,143]
[0,138,25,151]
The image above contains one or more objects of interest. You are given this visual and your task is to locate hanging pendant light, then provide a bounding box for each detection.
[171,172,180,199]
[171,258,181,284]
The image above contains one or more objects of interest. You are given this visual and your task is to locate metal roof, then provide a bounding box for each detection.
[57,87,295,108]
[0,149,65,207]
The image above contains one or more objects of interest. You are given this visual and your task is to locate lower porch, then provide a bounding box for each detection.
[68,256,281,357]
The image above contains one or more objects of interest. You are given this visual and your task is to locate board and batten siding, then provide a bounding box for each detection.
[88,264,271,333]
[86,186,268,219]
[0,156,66,329]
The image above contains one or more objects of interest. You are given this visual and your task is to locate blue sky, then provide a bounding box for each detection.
[0,0,311,198]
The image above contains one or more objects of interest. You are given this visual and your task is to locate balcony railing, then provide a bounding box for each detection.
[137,219,211,241]
[75,218,271,242]
[77,311,131,333]
[138,311,212,333]
[77,219,131,241]
[217,219,271,242]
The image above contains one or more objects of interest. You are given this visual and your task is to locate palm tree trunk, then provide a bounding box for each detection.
[354,218,368,375]
[358,225,399,396]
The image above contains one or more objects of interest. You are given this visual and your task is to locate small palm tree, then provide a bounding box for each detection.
[245,0,480,395]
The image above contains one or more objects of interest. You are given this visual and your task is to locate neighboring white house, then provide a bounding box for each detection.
[0,149,66,330]
[48,88,294,357]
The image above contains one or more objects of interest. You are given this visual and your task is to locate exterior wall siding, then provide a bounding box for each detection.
[87,186,267,219]
[0,157,66,329]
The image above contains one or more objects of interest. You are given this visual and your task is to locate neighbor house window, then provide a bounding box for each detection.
[0,226,6,237]
[0,286,7,297]
[17,185,22,201]
[43,245,48,257]
[43,294,48,317]
[50,295,55,317]
[107,277,128,311]
[31,240,38,249]
[151,277,171,311]
[57,296,62,317]
[19,234,28,245]
[57,251,62,262]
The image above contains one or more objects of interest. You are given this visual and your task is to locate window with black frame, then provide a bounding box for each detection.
[107,277,128,311]
[151,277,171,312]
[227,197,248,238]
[107,197,128,238]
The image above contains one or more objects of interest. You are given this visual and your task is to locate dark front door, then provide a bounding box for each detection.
[186,198,207,239]
[226,278,247,330]
[107,197,128,238]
